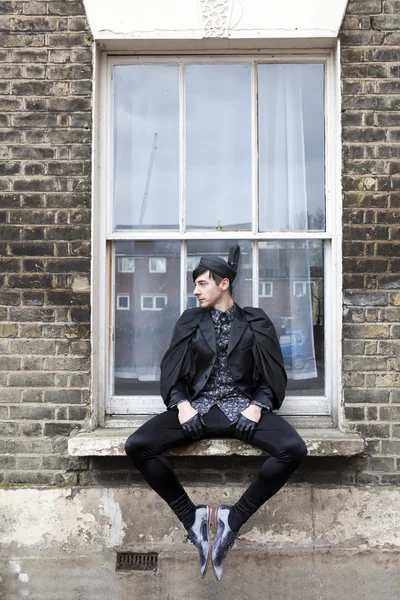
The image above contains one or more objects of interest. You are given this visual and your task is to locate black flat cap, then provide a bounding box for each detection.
[197,243,240,284]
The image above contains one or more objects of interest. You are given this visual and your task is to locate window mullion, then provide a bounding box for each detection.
[106,57,114,237]
[251,60,258,236]
[252,240,259,308]
[181,241,187,314]
[107,231,331,241]
[179,61,186,235]
[109,242,116,409]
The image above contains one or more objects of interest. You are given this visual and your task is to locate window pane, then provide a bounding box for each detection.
[155,296,167,309]
[149,257,166,273]
[118,257,135,273]
[258,64,325,231]
[186,65,252,230]
[113,65,179,230]
[187,240,253,307]
[258,240,324,396]
[114,241,180,395]
[141,296,153,310]
[117,295,129,310]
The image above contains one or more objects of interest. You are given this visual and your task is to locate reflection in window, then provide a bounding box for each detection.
[294,281,309,297]
[258,240,324,396]
[186,64,252,230]
[259,281,273,298]
[141,295,168,311]
[118,257,135,273]
[117,294,130,310]
[186,295,200,309]
[113,65,179,230]
[187,256,199,272]
[114,240,180,395]
[149,257,166,273]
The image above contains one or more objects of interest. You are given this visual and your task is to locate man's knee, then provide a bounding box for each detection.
[279,437,308,462]
[125,431,150,460]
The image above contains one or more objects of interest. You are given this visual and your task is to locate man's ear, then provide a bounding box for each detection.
[221,277,230,291]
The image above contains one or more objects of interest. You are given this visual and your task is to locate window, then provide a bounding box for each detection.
[141,294,168,311]
[149,257,166,273]
[294,281,308,297]
[118,257,135,273]
[116,294,130,310]
[101,55,336,417]
[259,281,273,298]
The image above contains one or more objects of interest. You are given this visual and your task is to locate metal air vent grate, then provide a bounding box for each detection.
[116,552,158,572]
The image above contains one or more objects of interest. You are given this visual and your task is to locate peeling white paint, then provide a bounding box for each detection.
[2,489,96,548]
[2,487,399,556]
[18,573,29,583]
[9,559,21,573]
[98,488,126,547]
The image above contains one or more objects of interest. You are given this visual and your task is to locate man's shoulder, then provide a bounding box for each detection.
[240,306,276,329]
[241,306,269,320]
[175,307,206,328]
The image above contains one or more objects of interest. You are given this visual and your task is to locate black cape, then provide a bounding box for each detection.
[160,304,287,410]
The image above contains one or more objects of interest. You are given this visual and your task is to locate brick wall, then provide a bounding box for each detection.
[341,0,400,483]
[0,0,92,484]
[0,0,399,487]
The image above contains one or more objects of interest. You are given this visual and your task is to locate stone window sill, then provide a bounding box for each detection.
[68,425,364,458]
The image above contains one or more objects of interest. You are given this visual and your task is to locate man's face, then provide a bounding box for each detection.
[193,271,227,308]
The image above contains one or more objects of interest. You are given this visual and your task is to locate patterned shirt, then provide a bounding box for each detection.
[191,305,251,421]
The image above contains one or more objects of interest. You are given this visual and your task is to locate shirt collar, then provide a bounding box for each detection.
[210,304,236,324]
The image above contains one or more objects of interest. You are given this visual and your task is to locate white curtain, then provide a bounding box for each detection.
[259,64,317,380]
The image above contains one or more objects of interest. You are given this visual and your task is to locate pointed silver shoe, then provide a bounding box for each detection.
[211,505,238,581]
[186,505,212,577]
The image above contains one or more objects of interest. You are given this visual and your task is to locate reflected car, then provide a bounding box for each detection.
[279,330,314,370]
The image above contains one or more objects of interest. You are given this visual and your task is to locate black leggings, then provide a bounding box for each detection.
[125,406,308,532]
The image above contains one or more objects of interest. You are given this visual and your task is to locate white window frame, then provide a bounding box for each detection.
[93,48,342,425]
[116,294,130,310]
[149,257,167,273]
[259,281,273,298]
[140,294,168,311]
[117,256,135,273]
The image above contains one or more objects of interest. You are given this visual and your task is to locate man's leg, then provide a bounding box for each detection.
[228,411,308,532]
[125,409,198,530]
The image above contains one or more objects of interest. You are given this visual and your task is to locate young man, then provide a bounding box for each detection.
[125,244,308,581]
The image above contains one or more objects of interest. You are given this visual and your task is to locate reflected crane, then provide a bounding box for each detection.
[139,133,158,226]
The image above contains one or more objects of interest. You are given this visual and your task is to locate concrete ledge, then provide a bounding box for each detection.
[68,427,364,457]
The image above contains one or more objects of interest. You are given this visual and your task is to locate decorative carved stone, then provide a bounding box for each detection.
[199,0,233,37]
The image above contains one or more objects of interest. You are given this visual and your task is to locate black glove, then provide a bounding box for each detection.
[181,413,206,441]
[230,413,258,441]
